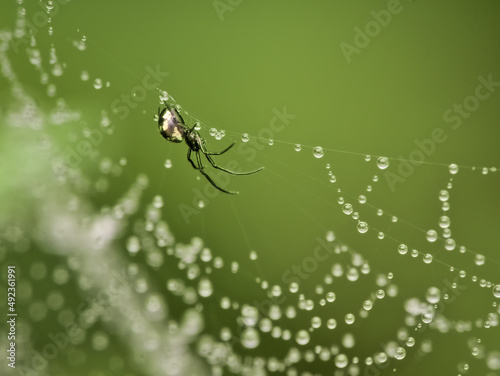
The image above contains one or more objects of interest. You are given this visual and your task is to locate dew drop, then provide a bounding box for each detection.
[426,230,438,242]
[342,203,353,215]
[313,146,324,158]
[439,216,450,228]
[357,221,368,234]
[493,285,500,298]
[241,133,249,142]
[93,78,102,89]
[197,277,213,297]
[294,144,302,152]
[377,156,389,169]
[153,195,163,208]
[326,292,336,302]
[295,329,310,345]
[345,313,355,325]
[335,354,348,368]
[439,190,450,202]
[475,254,485,266]
[394,347,406,360]
[164,159,172,168]
[397,244,407,254]
[449,163,459,174]
[423,253,433,264]
[241,327,260,349]
[326,230,335,242]
[126,236,140,254]
[327,318,337,329]
[425,287,441,304]
[209,128,216,137]
[444,238,456,251]
[268,139,274,146]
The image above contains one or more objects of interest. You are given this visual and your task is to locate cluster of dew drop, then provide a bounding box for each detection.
[2,3,500,375]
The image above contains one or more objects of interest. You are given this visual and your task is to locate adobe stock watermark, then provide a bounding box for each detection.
[177,106,296,224]
[364,277,467,376]
[340,0,404,64]
[51,65,168,178]
[384,74,500,192]
[17,267,137,376]
[10,0,72,53]
[213,0,243,21]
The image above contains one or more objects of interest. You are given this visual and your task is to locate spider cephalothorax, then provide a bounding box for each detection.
[157,101,263,194]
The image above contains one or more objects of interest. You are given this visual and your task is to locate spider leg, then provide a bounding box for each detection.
[187,149,198,170]
[203,152,264,176]
[195,151,238,195]
[203,142,235,156]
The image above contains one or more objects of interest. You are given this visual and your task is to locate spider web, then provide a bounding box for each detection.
[1,2,499,376]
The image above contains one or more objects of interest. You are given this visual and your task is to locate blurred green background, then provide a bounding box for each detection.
[1,0,500,375]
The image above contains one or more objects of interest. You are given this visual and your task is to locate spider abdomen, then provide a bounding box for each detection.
[158,108,185,143]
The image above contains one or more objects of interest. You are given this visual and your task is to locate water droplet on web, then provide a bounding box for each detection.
[80,70,89,81]
[153,195,163,208]
[394,347,406,360]
[425,287,441,304]
[215,132,222,140]
[209,128,216,137]
[241,327,260,349]
[358,195,366,204]
[289,282,299,293]
[345,313,355,324]
[475,254,485,266]
[423,253,433,264]
[197,277,213,297]
[197,200,205,209]
[493,285,500,298]
[126,235,140,254]
[295,329,310,345]
[449,163,459,174]
[93,78,102,89]
[268,139,274,146]
[377,156,389,169]
[326,292,336,302]
[342,203,353,215]
[241,133,249,142]
[426,229,438,242]
[439,190,450,202]
[398,244,408,254]
[313,146,324,158]
[439,215,451,228]
[327,318,337,329]
[357,221,368,234]
[326,230,335,242]
[294,144,301,152]
[334,353,348,368]
[249,250,258,260]
[164,159,172,168]
[444,238,456,251]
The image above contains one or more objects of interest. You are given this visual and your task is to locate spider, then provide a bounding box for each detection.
[157,101,263,195]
